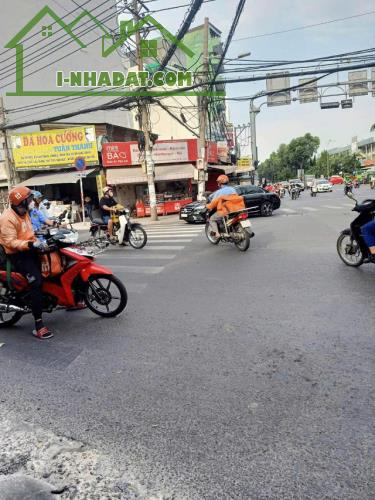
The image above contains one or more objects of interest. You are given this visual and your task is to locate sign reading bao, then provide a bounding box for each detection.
[102,139,199,167]
[10,127,98,169]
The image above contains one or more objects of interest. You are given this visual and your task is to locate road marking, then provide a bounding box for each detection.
[342,203,355,207]
[109,265,164,274]
[98,254,176,260]
[146,239,193,242]
[142,245,185,250]
[145,229,202,233]
[147,235,194,240]
[302,207,318,212]
[322,205,342,209]
[279,208,297,213]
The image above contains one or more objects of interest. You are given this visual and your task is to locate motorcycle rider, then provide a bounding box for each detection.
[362,220,375,263]
[0,186,53,339]
[29,191,56,232]
[99,186,118,239]
[206,175,237,238]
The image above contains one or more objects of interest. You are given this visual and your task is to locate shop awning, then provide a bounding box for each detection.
[208,164,236,175]
[106,163,195,185]
[19,168,97,187]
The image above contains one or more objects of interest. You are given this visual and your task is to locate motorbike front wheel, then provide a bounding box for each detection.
[84,274,128,317]
[233,225,250,252]
[205,222,220,244]
[336,233,364,267]
[128,224,147,249]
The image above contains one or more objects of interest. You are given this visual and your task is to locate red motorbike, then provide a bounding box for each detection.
[0,228,127,327]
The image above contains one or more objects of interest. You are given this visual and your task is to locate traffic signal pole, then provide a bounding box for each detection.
[249,99,259,185]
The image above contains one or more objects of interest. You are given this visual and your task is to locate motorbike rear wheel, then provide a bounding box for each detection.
[84,274,128,317]
[128,224,147,249]
[336,233,364,267]
[234,225,250,252]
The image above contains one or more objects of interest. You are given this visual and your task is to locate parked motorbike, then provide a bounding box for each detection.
[336,192,375,267]
[0,228,128,327]
[90,204,147,249]
[205,209,253,252]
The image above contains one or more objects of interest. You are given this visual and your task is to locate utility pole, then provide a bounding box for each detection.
[133,1,158,220]
[0,97,14,190]
[249,99,259,185]
[197,17,209,201]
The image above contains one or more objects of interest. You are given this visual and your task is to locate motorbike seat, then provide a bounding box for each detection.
[91,218,106,226]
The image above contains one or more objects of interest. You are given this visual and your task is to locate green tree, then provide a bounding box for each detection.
[310,151,361,178]
[258,133,320,181]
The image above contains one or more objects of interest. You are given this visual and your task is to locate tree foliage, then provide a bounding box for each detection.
[258,133,320,181]
[309,151,361,178]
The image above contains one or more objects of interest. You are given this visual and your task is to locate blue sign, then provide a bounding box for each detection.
[75,157,86,171]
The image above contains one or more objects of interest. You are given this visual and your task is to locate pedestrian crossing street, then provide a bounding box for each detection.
[96,223,204,293]
[278,202,354,215]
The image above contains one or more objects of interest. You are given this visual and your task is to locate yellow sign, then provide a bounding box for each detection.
[96,173,106,199]
[236,157,251,171]
[10,127,98,169]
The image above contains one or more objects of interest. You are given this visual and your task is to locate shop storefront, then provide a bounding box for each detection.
[102,138,235,216]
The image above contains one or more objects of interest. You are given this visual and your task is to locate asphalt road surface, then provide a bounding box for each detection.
[0,185,374,499]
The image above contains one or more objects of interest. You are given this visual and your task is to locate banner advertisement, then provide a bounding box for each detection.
[10,127,98,169]
[236,157,251,171]
[102,139,199,167]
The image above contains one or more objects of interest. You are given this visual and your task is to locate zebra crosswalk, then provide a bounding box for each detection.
[278,202,355,216]
[96,222,204,293]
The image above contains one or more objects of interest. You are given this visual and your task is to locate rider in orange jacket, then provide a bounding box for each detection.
[0,186,53,339]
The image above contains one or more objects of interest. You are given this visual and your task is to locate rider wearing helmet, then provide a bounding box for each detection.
[99,186,118,238]
[0,186,53,339]
[29,191,55,232]
[206,175,237,238]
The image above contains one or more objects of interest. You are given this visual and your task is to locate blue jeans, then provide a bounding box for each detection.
[102,215,110,224]
[362,220,375,248]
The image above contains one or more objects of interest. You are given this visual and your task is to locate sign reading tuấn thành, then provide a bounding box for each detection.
[10,127,98,169]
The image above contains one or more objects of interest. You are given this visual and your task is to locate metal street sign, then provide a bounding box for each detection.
[75,156,86,171]
[341,99,353,109]
[298,78,318,103]
[320,101,340,109]
[348,70,368,96]
[266,72,291,107]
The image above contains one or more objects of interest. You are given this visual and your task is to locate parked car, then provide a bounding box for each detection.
[329,175,344,185]
[316,179,333,192]
[289,179,305,191]
[179,185,280,223]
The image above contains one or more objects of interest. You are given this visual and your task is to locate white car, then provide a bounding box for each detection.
[316,179,333,192]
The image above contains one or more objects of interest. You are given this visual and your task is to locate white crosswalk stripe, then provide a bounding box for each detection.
[98,223,204,293]
[302,207,318,212]
[322,205,343,209]
[279,208,297,213]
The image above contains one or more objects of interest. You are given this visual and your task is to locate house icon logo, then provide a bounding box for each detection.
[5,5,224,98]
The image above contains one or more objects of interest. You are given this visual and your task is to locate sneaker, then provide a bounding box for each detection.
[32,326,53,340]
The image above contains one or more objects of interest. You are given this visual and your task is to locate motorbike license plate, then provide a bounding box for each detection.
[240,220,251,228]
[181,213,188,218]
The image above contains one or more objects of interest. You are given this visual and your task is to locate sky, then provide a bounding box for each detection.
[153,0,375,159]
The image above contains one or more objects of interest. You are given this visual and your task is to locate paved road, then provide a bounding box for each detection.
[0,185,374,498]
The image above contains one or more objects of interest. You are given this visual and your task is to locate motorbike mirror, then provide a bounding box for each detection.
[346,191,357,203]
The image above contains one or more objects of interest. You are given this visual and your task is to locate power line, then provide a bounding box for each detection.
[232,9,375,42]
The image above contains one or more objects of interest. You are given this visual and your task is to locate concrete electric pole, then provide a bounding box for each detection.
[133,1,158,220]
[0,97,15,189]
[197,17,209,201]
[249,99,259,185]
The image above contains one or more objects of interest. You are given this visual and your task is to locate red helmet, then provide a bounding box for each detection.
[217,174,229,185]
[9,186,32,206]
